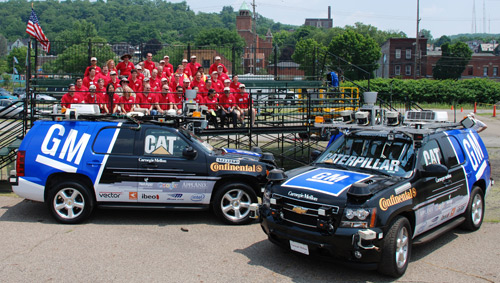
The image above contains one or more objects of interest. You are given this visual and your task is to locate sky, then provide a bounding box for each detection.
[171,0,500,38]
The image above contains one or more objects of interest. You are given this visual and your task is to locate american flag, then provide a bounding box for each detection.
[26,8,50,53]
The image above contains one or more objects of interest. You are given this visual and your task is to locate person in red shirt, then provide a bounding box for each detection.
[160,77,169,92]
[230,74,241,90]
[149,69,161,92]
[169,73,181,93]
[136,65,145,81]
[106,59,117,73]
[181,78,191,92]
[163,55,174,78]
[119,86,136,114]
[61,84,81,112]
[116,54,134,77]
[83,68,99,89]
[83,85,107,114]
[203,88,219,128]
[218,87,238,128]
[128,69,143,93]
[168,85,184,115]
[84,57,101,77]
[105,83,120,114]
[96,78,107,98]
[217,65,230,82]
[210,71,224,94]
[155,85,171,115]
[190,71,205,90]
[135,83,158,115]
[187,55,201,77]
[143,53,156,73]
[209,56,228,74]
[74,77,89,98]
[98,65,111,86]
[223,79,237,95]
[202,79,213,97]
[235,84,256,126]
[108,71,121,89]
[181,59,193,80]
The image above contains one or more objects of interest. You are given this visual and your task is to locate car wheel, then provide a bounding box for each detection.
[47,181,94,224]
[213,182,257,225]
[378,216,412,278]
[461,186,484,231]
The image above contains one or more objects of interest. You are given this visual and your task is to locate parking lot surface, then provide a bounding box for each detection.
[0,196,499,282]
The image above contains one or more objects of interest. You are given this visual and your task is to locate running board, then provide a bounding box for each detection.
[413,217,465,245]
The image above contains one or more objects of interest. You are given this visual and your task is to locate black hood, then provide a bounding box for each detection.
[272,165,398,206]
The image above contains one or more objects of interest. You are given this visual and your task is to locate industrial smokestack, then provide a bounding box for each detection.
[328,6,331,19]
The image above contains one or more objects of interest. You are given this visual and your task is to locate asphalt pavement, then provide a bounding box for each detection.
[0,196,498,282]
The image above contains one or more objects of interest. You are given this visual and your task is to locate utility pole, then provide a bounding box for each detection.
[414,0,420,79]
[252,0,257,75]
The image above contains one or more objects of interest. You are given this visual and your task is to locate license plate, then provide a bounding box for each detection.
[289,240,309,255]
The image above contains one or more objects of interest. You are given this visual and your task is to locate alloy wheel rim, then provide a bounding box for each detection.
[221,189,251,221]
[471,194,483,226]
[53,188,85,219]
[395,226,409,269]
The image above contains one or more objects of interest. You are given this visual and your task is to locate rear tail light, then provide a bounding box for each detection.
[16,151,25,177]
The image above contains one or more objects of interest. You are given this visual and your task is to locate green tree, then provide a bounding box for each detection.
[7,47,30,75]
[328,30,381,80]
[43,42,115,74]
[292,38,326,79]
[435,35,451,47]
[432,42,472,80]
[420,29,433,41]
[0,34,7,57]
[194,28,245,49]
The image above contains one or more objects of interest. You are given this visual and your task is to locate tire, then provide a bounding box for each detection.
[378,216,412,278]
[212,182,257,225]
[47,181,94,224]
[461,186,484,231]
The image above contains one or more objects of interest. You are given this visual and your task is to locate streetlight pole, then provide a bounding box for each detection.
[414,0,420,79]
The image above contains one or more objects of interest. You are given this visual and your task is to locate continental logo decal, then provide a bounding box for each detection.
[210,162,262,172]
[379,188,417,211]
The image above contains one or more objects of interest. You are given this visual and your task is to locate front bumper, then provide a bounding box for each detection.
[256,204,384,268]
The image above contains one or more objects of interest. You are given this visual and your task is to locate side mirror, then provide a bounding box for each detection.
[311,150,322,161]
[182,146,197,159]
[421,163,448,177]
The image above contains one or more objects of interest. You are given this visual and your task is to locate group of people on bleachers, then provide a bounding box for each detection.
[61,53,256,127]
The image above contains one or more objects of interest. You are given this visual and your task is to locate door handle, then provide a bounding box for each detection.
[87,160,102,167]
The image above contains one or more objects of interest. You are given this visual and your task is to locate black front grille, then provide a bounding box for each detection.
[273,193,340,231]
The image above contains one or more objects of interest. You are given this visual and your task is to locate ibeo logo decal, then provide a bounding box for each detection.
[142,194,160,200]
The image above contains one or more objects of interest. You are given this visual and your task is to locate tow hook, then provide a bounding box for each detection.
[353,229,379,251]
[249,203,260,219]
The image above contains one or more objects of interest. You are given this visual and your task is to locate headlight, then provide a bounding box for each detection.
[345,208,370,220]
[262,185,271,208]
[341,208,376,228]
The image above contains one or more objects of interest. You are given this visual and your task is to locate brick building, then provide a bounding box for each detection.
[426,52,500,78]
[376,38,428,79]
[237,2,272,74]
[304,6,333,29]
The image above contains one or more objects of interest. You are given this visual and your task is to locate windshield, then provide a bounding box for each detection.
[316,133,415,178]
[178,128,214,153]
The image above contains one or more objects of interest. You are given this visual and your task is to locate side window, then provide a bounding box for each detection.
[93,127,136,155]
[143,128,188,158]
[419,140,445,167]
